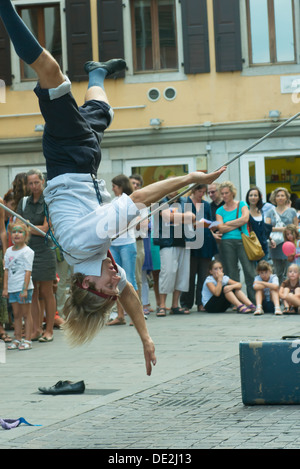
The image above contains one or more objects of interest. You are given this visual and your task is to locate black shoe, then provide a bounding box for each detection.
[84,59,126,77]
[38,380,85,395]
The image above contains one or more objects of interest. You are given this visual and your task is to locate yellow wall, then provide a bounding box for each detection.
[0,0,298,138]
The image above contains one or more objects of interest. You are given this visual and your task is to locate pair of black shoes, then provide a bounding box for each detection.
[84,58,126,76]
[38,380,85,395]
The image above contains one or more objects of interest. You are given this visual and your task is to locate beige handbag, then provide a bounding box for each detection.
[236,203,265,261]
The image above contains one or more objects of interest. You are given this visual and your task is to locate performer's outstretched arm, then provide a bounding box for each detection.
[130,167,227,208]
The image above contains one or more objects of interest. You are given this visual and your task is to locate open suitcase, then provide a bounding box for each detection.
[239,336,300,405]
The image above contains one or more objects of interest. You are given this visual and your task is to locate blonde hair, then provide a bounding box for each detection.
[219,181,237,198]
[8,220,31,244]
[283,224,299,242]
[62,272,115,346]
[269,187,290,205]
[287,263,300,274]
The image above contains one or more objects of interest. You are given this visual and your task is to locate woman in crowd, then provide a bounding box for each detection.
[181,184,218,312]
[108,174,138,325]
[216,181,256,304]
[265,187,298,284]
[245,186,272,262]
[17,169,57,342]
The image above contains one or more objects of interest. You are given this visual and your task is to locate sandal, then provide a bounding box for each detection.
[18,339,32,350]
[254,306,264,316]
[107,317,126,325]
[156,307,166,317]
[7,339,21,350]
[274,306,282,315]
[0,333,12,343]
[247,304,256,312]
[237,304,252,314]
[170,307,190,315]
[38,335,53,342]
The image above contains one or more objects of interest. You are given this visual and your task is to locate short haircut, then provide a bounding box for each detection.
[256,260,272,273]
[129,174,143,186]
[219,181,237,198]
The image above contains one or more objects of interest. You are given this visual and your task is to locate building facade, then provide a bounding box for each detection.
[0,0,299,200]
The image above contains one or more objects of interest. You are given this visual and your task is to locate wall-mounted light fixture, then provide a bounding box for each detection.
[150,118,163,129]
[268,110,281,122]
[35,124,44,132]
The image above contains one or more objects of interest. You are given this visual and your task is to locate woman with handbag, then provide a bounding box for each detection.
[265,187,298,284]
[245,186,272,262]
[216,181,256,304]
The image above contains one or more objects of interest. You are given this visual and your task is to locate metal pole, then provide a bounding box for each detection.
[0,202,46,237]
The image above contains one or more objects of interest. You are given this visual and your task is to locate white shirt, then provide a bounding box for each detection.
[253,274,279,301]
[201,274,230,306]
[43,174,140,285]
[4,245,34,293]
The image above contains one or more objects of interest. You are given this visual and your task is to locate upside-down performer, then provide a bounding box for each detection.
[0,0,226,375]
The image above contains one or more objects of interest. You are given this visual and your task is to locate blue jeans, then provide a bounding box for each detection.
[110,242,138,290]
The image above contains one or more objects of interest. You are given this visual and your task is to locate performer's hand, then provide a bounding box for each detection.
[191,166,227,185]
[143,338,157,376]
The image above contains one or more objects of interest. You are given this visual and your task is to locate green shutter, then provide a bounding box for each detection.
[65,0,93,81]
[181,0,210,74]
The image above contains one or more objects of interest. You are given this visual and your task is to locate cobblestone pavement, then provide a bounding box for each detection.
[1,297,300,450]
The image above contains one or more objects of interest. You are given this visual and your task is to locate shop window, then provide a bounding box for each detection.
[246,0,296,66]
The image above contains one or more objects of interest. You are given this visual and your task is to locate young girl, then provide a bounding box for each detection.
[2,221,34,350]
[201,260,256,313]
[283,224,300,266]
[279,263,300,314]
[253,260,281,315]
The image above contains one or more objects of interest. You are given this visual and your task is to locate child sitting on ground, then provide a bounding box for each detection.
[279,263,300,314]
[201,260,256,313]
[283,224,300,266]
[253,260,281,315]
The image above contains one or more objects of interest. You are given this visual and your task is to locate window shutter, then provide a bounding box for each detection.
[213,0,242,72]
[65,0,93,81]
[97,0,125,78]
[0,20,12,86]
[181,0,210,74]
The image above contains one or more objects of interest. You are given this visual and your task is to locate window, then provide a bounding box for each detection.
[246,0,296,65]
[130,0,178,73]
[17,3,62,81]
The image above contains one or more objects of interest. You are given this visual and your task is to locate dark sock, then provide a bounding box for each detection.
[87,68,107,90]
[0,0,43,64]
